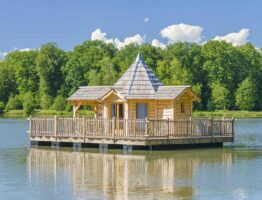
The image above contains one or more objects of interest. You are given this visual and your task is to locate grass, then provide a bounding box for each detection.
[193,110,262,118]
[2,109,262,118]
[1,109,94,118]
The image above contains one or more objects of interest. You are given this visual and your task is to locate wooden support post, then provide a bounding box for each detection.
[54,116,58,141]
[167,118,170,139]
[29,115,32,137]
[232,117,235,139]
[83,116,86,142]
[189,117,192,137]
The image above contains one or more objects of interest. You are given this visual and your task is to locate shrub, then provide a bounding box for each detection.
[5,95,23,111]
[0,102,5,114]
[40,94,53,110]
[23,92,35,115]
[52,95,66,111]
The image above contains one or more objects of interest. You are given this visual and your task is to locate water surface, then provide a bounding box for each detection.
[0,118,262,200]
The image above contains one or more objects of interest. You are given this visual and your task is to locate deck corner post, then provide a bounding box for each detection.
[232,117,235,138]
[29,115,32,136]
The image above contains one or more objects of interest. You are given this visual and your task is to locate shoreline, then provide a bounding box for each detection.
[1,110,262,118]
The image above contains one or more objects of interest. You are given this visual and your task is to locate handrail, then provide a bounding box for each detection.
[28,117,234,141]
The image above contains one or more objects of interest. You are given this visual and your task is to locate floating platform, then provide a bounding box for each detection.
[28,117,234,150]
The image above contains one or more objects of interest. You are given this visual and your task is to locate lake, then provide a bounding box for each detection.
[0,118,262,200]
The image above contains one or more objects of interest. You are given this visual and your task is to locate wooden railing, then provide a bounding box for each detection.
[29,117,234,141]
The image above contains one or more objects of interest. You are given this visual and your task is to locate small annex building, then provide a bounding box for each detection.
[68,53,200,120]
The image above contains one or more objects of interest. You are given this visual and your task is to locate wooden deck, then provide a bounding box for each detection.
[28,117,234,148]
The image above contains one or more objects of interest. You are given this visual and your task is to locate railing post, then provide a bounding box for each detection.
[189,117,192,138]
[113,117,115,140]
[28,115,32,137]
[232,117,235,139]
[167,118,170,139]
[54,116,58,141]
[209,117,214,138]
[83,116,86,142]
[145,117,148,140]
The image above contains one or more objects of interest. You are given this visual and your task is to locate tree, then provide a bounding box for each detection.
[236,78,257,110]
[99,57,117,85]
[23,92,35,115]
[36,43,66,98]
[5,95,23,111]
[210,82,230,110]
[62,40,117,94]
[52,95,66,111]
[0,102,5,114]
[6,50,38,94]
[0,62,17,103]
[40,94,53,110]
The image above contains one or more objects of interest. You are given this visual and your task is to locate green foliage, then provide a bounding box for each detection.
[23,92,35,115]
[52,95,66,111]
[210,82,230,110]
[0,102,5,114]
[5,95,22,111]
[0,62,17,103]
[36,43,66,97]
[40,94,53,110]
[236,78,258,110]
[1,40,262,112]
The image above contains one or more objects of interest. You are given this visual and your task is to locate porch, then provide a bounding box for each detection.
[28,117,234,147]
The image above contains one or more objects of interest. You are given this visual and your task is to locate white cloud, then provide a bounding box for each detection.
[160,23,203,44]
[213,29,249,46]
[0,51,8,59]
[144,17,149,23]
[91,28,107,41]
[0,48,35,60]
[91,28,145,49]
[151,39,166,49]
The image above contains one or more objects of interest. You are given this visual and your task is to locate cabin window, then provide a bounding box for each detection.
[136,103,148,119]
[180,102,185,113]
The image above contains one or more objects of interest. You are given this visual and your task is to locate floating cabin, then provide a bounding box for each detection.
[28,53,234,150]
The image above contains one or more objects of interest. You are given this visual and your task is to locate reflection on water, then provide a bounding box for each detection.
[28,148,236,200]
[1,118,262,199]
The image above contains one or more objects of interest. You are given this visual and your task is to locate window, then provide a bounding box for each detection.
[136,103,148,119]
[181,102,185,113]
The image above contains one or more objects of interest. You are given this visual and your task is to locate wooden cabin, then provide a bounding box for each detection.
[28,53,234,150]
[68,53,199,120]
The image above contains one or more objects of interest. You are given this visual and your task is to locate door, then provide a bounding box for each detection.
[136,103,148,132]
[112,103,124,132]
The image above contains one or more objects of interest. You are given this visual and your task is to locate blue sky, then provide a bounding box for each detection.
[0,0,261,54]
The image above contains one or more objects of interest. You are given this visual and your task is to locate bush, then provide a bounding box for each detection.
[0,102,5,114]
[236,78,257,110]
[5,95,23,111]
[52,95,66,111]
[40,94,53,110]
[23,92,35,115]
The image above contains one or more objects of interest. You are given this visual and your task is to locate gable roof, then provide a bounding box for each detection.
[155,86,200,100]
[114,52,163,99]
[68,86,112,100]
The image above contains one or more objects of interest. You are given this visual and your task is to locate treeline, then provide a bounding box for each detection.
[0,40,262,115]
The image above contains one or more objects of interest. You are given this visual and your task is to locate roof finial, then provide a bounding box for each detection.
[135,52,144,63]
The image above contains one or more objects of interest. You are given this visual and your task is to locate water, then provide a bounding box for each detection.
[0,118,262,200]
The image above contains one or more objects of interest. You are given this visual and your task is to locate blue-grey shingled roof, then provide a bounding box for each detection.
[68,53,196,101]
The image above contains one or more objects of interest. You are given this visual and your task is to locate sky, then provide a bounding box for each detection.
[0,0,262,56]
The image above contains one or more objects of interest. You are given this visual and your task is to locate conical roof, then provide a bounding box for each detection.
[114,52,163,99]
